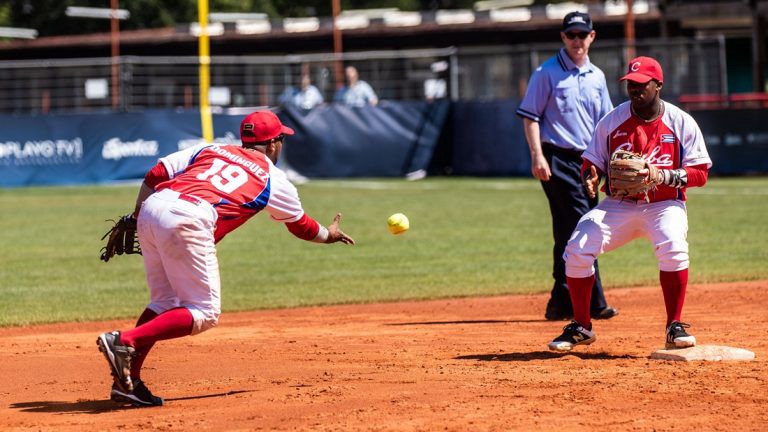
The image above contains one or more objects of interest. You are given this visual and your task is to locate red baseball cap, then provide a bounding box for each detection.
[240,110,295,144]
[620,56,664,84]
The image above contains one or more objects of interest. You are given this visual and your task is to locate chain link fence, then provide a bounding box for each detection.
[0,37,725,114]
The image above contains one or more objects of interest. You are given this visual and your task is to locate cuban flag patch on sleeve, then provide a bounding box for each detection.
[661,134,676,143]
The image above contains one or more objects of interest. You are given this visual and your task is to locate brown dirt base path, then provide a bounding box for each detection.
[2,280,767,431]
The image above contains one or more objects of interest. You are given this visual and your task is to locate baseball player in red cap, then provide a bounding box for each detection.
[96,110,355,406]
[548,56,712,352]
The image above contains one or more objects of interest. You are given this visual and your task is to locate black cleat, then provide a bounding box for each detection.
[666,321,696,349]
[97,331,135,392]
[110,379,164,407]
[548,320,596,352]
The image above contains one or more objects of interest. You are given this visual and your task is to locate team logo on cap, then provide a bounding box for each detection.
[568,16,586,25]
[630,61,642,72]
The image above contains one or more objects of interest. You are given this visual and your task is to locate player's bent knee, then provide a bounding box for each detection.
[187,307,220,335]
[564,244,597,278]
[656,241,689,272]
[147,301,177,314]
[659,252,689,272]
[564,258,595,278]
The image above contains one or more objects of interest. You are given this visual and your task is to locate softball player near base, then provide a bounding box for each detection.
[548,56,712,352]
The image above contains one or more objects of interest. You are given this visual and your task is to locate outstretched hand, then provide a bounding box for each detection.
[326,213,355,245]
[583,165,600,199]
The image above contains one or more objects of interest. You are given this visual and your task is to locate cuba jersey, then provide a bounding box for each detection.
[584,101,712,202]
[155,143,304,242]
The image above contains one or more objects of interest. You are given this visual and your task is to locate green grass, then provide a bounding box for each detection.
[1,177,766,327]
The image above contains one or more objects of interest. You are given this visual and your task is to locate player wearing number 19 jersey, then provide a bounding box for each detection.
[548,56,712,353]
[154,141,305,243]
[96,111,355,407]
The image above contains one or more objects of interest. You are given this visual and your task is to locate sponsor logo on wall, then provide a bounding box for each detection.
[177,132,240,151]
[101,137,159,160]
[0,138,83,166]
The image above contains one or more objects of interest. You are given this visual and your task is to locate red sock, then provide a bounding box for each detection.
[660,269,688,326]
[130,308,159,380]
[567,275,594,329]
[120,307,193,349]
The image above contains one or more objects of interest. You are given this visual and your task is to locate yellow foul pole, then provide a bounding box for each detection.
[198,0,213,143]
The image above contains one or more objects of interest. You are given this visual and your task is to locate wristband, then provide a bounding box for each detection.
[311,225,329,243]
[660,168,688,188]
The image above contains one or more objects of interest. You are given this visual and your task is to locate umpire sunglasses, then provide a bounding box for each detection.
[565,32,589,40]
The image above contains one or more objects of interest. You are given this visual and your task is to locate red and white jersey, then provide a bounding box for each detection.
[155,143,304,242]
[584,100,712,202]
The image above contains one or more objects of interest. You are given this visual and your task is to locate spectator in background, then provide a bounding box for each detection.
[424,61,448,101]
[291,74,324,110]
[516,11,618,322]
[336,66,379,107]
[278,85,298,106]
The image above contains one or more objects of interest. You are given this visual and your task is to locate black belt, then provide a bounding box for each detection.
[542,142,584,156]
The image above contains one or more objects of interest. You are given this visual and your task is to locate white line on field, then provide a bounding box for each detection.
[308,180,768,195]
[305,180,539,191]
[688,188,768,196]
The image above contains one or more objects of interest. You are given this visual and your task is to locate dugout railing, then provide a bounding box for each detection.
[0,37,725,114]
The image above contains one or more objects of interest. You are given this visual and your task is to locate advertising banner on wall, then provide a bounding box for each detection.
[3,103,761,188]
[0,110,197,187]
[0,102,449,187]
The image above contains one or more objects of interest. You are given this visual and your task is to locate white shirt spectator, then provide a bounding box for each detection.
[292,85,324,109]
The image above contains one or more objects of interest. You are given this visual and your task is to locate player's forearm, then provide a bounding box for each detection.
[285,213,327,243]
[683,164,708,188]
[658,164,708,189]
[133,163,170,217]
[522,118,543,157]
[133,182,155,218]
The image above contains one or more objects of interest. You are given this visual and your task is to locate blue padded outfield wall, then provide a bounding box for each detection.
[279,101,450,178]
[0,101,766,187]
[0,102,450,187]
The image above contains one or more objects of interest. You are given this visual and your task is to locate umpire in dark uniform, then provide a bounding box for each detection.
[516,11,618,321]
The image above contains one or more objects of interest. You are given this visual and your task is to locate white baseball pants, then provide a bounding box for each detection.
[564,197,689,278]
[137,188,221,335]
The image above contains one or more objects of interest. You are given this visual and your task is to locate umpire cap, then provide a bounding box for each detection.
[562,12,592,33]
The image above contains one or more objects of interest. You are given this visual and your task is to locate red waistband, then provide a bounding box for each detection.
[178,193,207,206]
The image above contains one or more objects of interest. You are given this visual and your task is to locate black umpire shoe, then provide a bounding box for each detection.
[544,302,573,321]
[591,306,619,320]
[111,379,164,407]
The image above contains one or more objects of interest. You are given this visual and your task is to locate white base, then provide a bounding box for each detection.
[651,344,755,361]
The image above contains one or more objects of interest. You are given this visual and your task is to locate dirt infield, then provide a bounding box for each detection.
[2,280,767,431]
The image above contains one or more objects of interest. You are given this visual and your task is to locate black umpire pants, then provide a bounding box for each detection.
[540,142,607,313]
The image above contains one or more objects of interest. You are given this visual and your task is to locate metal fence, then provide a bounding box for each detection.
[0,37,725,114]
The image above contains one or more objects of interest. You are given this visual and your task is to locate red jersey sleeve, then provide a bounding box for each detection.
[285,213,321,241]
[144,162,170,189]
[684,164,709,188]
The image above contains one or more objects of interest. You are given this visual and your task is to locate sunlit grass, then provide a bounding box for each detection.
[1,177,766,326]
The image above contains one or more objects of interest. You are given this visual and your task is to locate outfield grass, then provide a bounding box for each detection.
[1,177,766,327]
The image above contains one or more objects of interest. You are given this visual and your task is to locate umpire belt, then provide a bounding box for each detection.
[542,142,584,157]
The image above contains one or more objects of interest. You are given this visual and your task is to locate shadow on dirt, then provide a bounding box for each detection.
[387,319,545,326]
[456,351,640,361]
[10,390,253,414]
